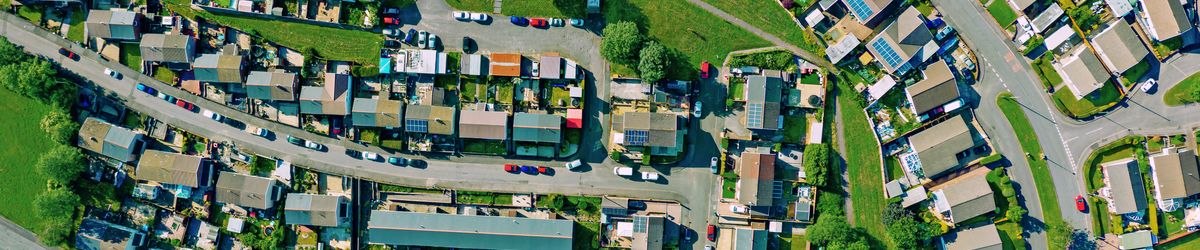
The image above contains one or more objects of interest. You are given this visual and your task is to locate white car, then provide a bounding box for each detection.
[382,28,401,38]
[729,205,748,214]
[417,30,428,48]
[104,68,121,79]
[470,13,490,22]
[303,141,324,151]
[710,157,719,174]
[364,152,380,161]
[531,62,540,77]
[250,127,269,137]
[641,171,659,181]
[1141,78,1157,93]
[693,102,702,118]
[613,167,634,176]
[565,159,582,170]
[453,11,470,20]
[202,109,222,121]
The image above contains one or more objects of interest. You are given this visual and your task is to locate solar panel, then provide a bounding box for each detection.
[406,119,428,133]
[747,103,764,128]
[633,216,648,233]
[846,0,875,20]
[624,129,648,146]
[871,39,904,68]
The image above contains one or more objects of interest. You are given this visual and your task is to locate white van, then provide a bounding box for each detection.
[613,167,634,176]
[641,172,660,181]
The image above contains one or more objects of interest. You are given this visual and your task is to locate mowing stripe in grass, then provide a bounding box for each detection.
[837,83,892,248]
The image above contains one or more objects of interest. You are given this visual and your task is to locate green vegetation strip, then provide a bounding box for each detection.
[837,83,891,247]
[1165,71,1200,106]
[986,0,1018,26]
[502,0,587,19]
[699,0,826,57]
[997,93,1067,245]
[0,89,55,235]
[1050,82,1122,118]
[445,0,494,12]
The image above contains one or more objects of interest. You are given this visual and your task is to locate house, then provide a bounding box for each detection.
[1105,0,1134,17]
[85,10,140,41]
[939,223,1003,250]
[931,174,996,224]
[1054,46,1110,100]
[139,34,195,69]
[908,115,977,178]
[1103,158,1147,215]
[135,150,213,188]
[513,113,562,144]
[906,60,962,120]
[1137,0,1190,41]
[865,7,936,74]
[840,0,901,27]
[351,98,403,128]
[397,50,447,75]
[194,53,244,83]
[404,105,456,136]
[215,171,283,210]
[567,109,584,129]
[490,53,522,77]
[284,193,350,227]
[743,75,782,131]
[245,71,299,101]
[1118,230,1155,250]
[619,112,679,155]
[458,110,509,140]
[1006,0,1035,13]
[736,151,776,208]
[1029,3,1064,34]
[77,117,145,162]
[1150,147,1200,211]
[299,73,352,115]
[631,215,664,250]
[732,228,768,250]
[367,210,573,249]
[76,218,147,250]
[540,55,563,79]
[1091,21,1150,74]
[826,33,862,64]
[563,59,579,80]
[461,54,487,76]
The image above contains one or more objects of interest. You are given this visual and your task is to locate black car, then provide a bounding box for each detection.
[345,149,363,159]
[461,36,474,53]
[383,40,401,48]
[57,48,79,61]
[286,135,305,146]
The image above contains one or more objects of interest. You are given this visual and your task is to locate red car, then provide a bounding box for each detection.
[175,100,194,110]
[504,164,519,173]
[700,61,711,79]
[530,18,548,28]
[58,48,79,61]
[382,17,400,25]
[706,225,716,241]
[537,166,549,174]
[1075,195,1086,212]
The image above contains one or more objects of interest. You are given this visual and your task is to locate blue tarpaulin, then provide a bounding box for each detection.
[380,58,393,74]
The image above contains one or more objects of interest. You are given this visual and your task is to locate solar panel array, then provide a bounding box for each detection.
[846,0,875,20]
[633,216,648,233]
[624,129,648,145]
[406,119,428,133]
[872,39,903,68]
[747,103,764,128]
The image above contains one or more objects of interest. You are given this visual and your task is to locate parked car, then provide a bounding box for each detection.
[202,109,223,121]
[504,164,520,173]
[250,127,269,137]
[641,172,659,181]
[104,68,121,79]
[1141,78,1157,93]
[159,93,176,103]
[530,18,548,28]
[303,141,324,151]
[565,159,582,170]
[175,100,194,111]
[462,36,474,53]
[345,149,363,159]
[428,34,439,48]
[58,48,78,61]
[418,30,429,48]
[710,157,719,174]
[531,62,540,77]
[383,40,401,48]
[136,83,157,95]
[286,135,305,146]
[613,167,634,176]
[537,166,550,174]
[549,18,565,26]
[706,225,716,241]
[1075,195,1087,212]
[520,165,538,175]
[364,152,380,161]
[382,17,400,25]
[470,12,490,22]
[405,29,417,44]
[382,28,401,37]
[388,157,408,166]
[453,11,470,20]
[729,205,748,214]
[700,61,711,78]
[693,101,702,118]
[510,16,529,26]
[569,19,584,27]
[381,7,400,16]
[705,245,714,250]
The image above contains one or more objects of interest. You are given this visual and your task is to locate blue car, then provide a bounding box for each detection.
[136,83,157,95]
[510,16,528,26]
[520,165,538,175]
[405,29,417,44]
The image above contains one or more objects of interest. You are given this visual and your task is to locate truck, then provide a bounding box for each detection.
[613,167,634,176]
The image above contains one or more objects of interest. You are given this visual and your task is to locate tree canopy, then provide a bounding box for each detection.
[882,203,937,249]
[637,41,669,84]
[808,215,874,249]
[600,21,644,66]
[37,144,87,185]
[41,109,78,144]
[803,143,830,187]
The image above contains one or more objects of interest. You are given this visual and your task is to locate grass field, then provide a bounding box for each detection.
[997,93,1067,245]
[164,0,382,66]
[986,0,1018,26]
[66,10,86,43]
[1162,229,1200,249]
[1051,82,1122,118]
[119,43,142,72]
[837,83,890,248]
[777,233,807,250]
[603,0,771,79]
[1165,71,1200,106]
[700,0,826,57]
[503,0,587,19]
[446,0,493,12]
[0,89,56,235]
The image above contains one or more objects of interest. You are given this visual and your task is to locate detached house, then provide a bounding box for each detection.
[76,218,147,250]
[139,34,195,70]
[743,75,782,132]
[85,10,140,41]
[907,115,978,178]
[135,150,213,188]
[931,174,996,225]
[284,193,350,227]
[215,172,283,210]
[299,73,352,115]
[1090,21,1150,75]
[351,98,403,128]
[907,60,962,121]
[1054,46,1110,100]
[78,117,145,162]
[194,53,245,84]
[1102,158,1147,216]
[245,71,299,101]
[619,112,680,156]
[940,223,1003,250]
[1137,0,1191,41]
[513,113,562,144]
[1150,147,1200,211]
[865,7,936,74]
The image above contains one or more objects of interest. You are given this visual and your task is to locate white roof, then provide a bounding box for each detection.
[402,50,447,75]
[564,59,578,79]
[616,222,633,237]
[1106,0,1133,17]
[463,54,483,75]
[569,86,583,97]
[867,74,897,101]
[825,34,862,63]
[807,122,824,144]
[227,217,245,233]
[804,9,825,27]
[1044,26,1077,50]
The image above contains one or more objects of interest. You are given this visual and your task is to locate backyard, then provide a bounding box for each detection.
[67,10,86,43]
[837,83,890,248]
[1032,54,1063,90]
[0,89,56,235]
[1084,141,1135,235]
[457,191,514,206]
[1119,60,1151,87]
[997,93,1067,244]
[1164,71,1200,106]
[782,115,806,144]
[1051,82,1122,118]
[721,171,737,199]
[700,0,826,57]
[603,0,771,80]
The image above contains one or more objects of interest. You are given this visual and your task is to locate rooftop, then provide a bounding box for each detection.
[909,115,975,178]
[458,110,509,140]
[367,210,573,249]
[135,150,209,188]
[1091,21,1149,73]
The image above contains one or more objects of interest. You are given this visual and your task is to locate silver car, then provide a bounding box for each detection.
[470,13,490,22]
[418,30,428,48]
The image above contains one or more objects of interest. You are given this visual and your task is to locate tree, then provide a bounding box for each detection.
[41,109,78,144]
[600,21,643,66]
[808,215,872,248]
[803,143,830,187]
[882,203,935,249]
[544,194,566,211]
[637,41,669,83]
[1048,221,1075,249]
[37,145,86,185]
[34,187,80,219]
[40,219,73,245]
[1007,204,1027,224]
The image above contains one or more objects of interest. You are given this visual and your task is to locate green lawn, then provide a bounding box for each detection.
[573,222,601,250]
[1154,37,1184,59]
[503,0,586,19]
[461,77,484,102]
[18,5,43,24]
[1051,82,1122,118]
[777,233,807,250]
[782,115,806,144]
[119,43,142,72]
[462,140,507,155]
[884,156,903,181]
[0,89,56,236]
[1119,60,1151,87]
[153,66,179,84]
[66,10,86,43]
[721,171,737,199]
[446,0,493,12]
[996,221,1026,250]
[1031,54,1063,89]
[1165,71,1200,106]
[603,0,771,79]
[837,83,890,248]
[1163,232,1200,249]
[986,0,1018,26]
[549,86,572,108]
[729,78,746,101]
[997,93,1067,245]
[700,0,826,57]
[164,0,382,66]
